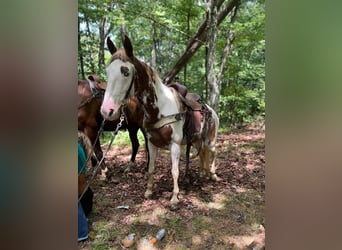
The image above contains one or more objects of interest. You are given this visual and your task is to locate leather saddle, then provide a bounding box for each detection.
[167,82,208,142]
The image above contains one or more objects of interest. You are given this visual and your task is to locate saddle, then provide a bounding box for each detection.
[167,82,208,142]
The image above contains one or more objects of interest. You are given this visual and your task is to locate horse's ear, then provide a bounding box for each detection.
[123,35,133,58]
[106,37,117,55]
[88,74,100,83]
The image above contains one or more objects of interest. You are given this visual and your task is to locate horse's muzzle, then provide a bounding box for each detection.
[100,102,121,121]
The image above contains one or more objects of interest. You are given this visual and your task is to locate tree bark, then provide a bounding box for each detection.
[85,15,95,74]
[206,0,218,108]
[98,17,106,71]
[217,30,235,87]
[78,16,85,79]
[151,21,157,68]
[162,0,240,85]
[217,5,238,87]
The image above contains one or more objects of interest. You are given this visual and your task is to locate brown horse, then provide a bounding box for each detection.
[101,35,219,208]
[78,74,148,174]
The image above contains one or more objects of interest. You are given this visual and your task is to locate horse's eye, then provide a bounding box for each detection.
[121,66,130,77]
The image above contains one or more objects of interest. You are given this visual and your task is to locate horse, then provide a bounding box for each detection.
[100,35,219,208]
[78,74,148,176]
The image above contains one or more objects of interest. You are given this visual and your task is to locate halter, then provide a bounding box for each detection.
[78,89,103,109]
[78,79,105,109]
[123,69,136,100]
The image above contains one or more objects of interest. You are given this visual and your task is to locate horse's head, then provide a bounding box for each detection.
[100,35,136,121]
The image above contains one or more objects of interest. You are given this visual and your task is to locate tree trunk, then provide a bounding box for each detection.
[98,17,106,71]
[215,4,239,112]
[162,0,240,85]
[78,16,85,79]
[85,16,95,74]
[151,21,157,68]
[206,0,219,109]
[98,3,114,72]
[217,30,235,87]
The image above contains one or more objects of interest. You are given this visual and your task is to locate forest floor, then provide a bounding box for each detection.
[78,122,265,250]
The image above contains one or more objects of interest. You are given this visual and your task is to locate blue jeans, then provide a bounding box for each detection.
[78,202,88,241]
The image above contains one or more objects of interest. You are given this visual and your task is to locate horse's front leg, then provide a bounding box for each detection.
[125,124,140,172]
[144,141,157,199]
[170,143,181,207]
[128,124,140,163]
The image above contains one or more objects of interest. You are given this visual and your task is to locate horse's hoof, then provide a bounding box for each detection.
[100,167,108,180]
[144,190,152,199]
[99,170,107,181]
[211,174,220,181]
[124,161,135,173]
[170,203,178,211]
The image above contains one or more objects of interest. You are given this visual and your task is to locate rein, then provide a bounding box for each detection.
[78,112,125,203]
[78,89,103,109]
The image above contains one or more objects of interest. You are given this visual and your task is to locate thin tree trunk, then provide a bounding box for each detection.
[217,30,235,86]
[217,5,238,86]
[78,16,85,79]
[206,0,218,108]
[151,21,157,68]
[98,17,106,71]
[85,16,95,74]
[184,4,192,84]
[162,0,240,84]
[98,3,114,71]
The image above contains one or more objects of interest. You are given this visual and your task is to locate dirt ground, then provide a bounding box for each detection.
[78,123,265,250]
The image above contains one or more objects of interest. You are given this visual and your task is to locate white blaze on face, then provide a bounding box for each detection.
[100,60,135,120]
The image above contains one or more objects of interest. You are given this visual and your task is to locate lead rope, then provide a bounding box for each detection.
[78,118,106,177]
[78,112,125,203]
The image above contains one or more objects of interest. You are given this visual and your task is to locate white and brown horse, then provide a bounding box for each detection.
[101,35,219,208]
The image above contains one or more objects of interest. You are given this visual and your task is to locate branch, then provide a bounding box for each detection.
[217,5,239,85]
[162,0,241,84]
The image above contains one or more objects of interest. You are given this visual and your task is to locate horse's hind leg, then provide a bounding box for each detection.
[199,145,218,181]
[209,147,218,181]
[199,145,209,179]
[170,143,181,208]
[185,142,192,190]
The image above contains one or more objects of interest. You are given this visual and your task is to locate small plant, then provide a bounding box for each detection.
[168,216,181,230]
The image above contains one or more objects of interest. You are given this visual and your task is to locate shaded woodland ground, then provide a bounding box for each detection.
[78,122,265,250]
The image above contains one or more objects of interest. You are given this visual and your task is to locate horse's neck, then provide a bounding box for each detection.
[155,81,178,111]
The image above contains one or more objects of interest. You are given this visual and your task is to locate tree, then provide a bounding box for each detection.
[162,0,240,85]
[206,1,239,112]
[78,0,265,127]
[206,0,219,109]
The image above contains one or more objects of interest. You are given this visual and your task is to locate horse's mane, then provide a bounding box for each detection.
[110,48,161,84]
[109,48,130,63]
[78,131,94,170]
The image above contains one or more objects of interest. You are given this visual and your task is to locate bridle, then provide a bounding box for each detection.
[78,87,104,109]
[123,69,136,101]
